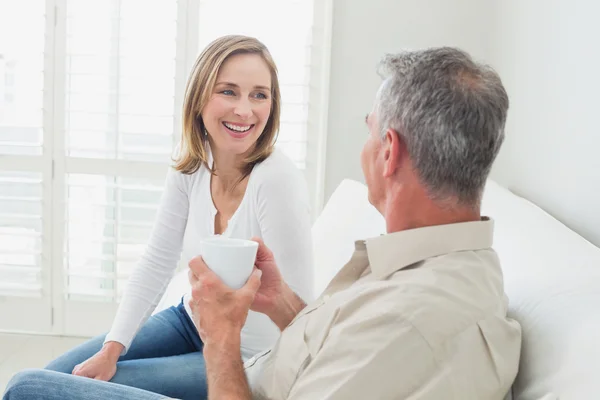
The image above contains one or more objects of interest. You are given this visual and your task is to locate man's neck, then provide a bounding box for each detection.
[382,185,481,234]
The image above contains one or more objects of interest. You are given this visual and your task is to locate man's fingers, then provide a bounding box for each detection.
[187,268,197,285]
[242,268,262,296]
[188,255,210,276]
[189,256,222,285]
[251,237,273,261]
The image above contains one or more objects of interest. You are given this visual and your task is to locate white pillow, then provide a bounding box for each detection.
[482,180,600,400]
[311,179,385,295]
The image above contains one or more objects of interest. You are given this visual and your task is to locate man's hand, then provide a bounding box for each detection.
[248,238,284,315]
[188,256,262,400]
[187,256,262,348]
[187,241,307,400]
[251,238,307,331]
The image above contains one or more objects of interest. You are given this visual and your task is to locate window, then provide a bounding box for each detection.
[0,0,332,336]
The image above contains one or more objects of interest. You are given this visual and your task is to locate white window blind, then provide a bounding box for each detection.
[62,0,180,307]
[65,0,178,162]
[0,0,53,332]
[0,0,332,335]
[0,0,45,156]
[65,174,164,302]
[0,171,43,297]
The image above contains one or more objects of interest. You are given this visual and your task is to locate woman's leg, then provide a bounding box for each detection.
[112,352,208,400]
[46,301,202,373]
[42,301,207,399]
[3,369,165,400]
[44,334,105,373]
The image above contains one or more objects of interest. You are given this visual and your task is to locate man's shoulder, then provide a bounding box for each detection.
[330,249,506,341]
[386,248,509,342]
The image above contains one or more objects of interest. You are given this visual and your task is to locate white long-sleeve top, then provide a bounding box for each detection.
[104,148,314,360]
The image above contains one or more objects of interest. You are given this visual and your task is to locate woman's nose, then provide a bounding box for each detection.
[233,99,253,120]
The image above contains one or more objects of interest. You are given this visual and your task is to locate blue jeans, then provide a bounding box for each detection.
[41,299,207,400]
[3,369,166,400]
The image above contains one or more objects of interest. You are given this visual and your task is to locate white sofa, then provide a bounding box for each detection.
[481,180,600,399]
[157,179,600,399]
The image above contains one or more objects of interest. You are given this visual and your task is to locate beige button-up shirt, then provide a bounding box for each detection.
[248,218,521,399]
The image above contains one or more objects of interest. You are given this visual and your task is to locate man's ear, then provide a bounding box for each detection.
[382,129,404,177]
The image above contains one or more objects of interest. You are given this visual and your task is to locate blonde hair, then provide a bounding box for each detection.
[174,35,281,177]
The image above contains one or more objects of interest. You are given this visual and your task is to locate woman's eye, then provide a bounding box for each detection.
[220,89,235,96]
[254,92,268,100]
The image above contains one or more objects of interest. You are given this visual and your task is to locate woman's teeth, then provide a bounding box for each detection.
[223,122,252,132]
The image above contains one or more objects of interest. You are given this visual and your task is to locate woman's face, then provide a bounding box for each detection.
[201,53,273,157]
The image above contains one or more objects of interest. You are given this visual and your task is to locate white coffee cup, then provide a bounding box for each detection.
[198,236,259,289]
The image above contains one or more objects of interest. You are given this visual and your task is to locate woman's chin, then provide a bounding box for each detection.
[210,130,261,156]
[217,141,256,157]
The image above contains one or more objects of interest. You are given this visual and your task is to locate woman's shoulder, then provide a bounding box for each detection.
[167,159,209,195]
[169,143,210,178]
[253,147,303,182]
[251,148,309,201]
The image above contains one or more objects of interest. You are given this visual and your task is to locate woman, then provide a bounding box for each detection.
[43,35,314,400]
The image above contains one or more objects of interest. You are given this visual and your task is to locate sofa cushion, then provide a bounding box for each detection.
[311,179,385,295]
[482,180,600,400]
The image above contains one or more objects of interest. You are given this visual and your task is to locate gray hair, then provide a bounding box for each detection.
[375,47,508,206]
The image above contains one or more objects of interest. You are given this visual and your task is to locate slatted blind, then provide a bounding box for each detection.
[0,1,46,299]
[62,0,180,302]
[0,171,44,297]
[0,1,45,156]
[65,174,164,301]
[65,0,178,161]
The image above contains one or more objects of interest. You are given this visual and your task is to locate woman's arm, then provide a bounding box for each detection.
[103,166,191,355]
[254,153,314,304]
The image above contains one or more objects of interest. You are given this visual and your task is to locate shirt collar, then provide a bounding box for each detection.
[363,217,495,280]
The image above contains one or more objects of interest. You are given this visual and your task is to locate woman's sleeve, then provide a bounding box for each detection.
[255,159,315,303]
[103,166,191,354]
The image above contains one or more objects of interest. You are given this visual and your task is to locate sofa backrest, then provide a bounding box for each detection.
[311,179,385,295]
[481,180,600,400]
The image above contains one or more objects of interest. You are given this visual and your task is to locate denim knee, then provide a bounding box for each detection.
[3,369,44,400]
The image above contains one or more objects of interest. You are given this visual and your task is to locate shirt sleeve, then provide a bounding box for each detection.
[254,155,314,302]
[287,293,447,400]
[104,166,191,354]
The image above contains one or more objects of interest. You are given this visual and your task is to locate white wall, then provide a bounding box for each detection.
[489,0,600,245]
[324,0,600,246]
[324,0,495,200]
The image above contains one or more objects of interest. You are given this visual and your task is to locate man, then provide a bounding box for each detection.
[4,47,521,400]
